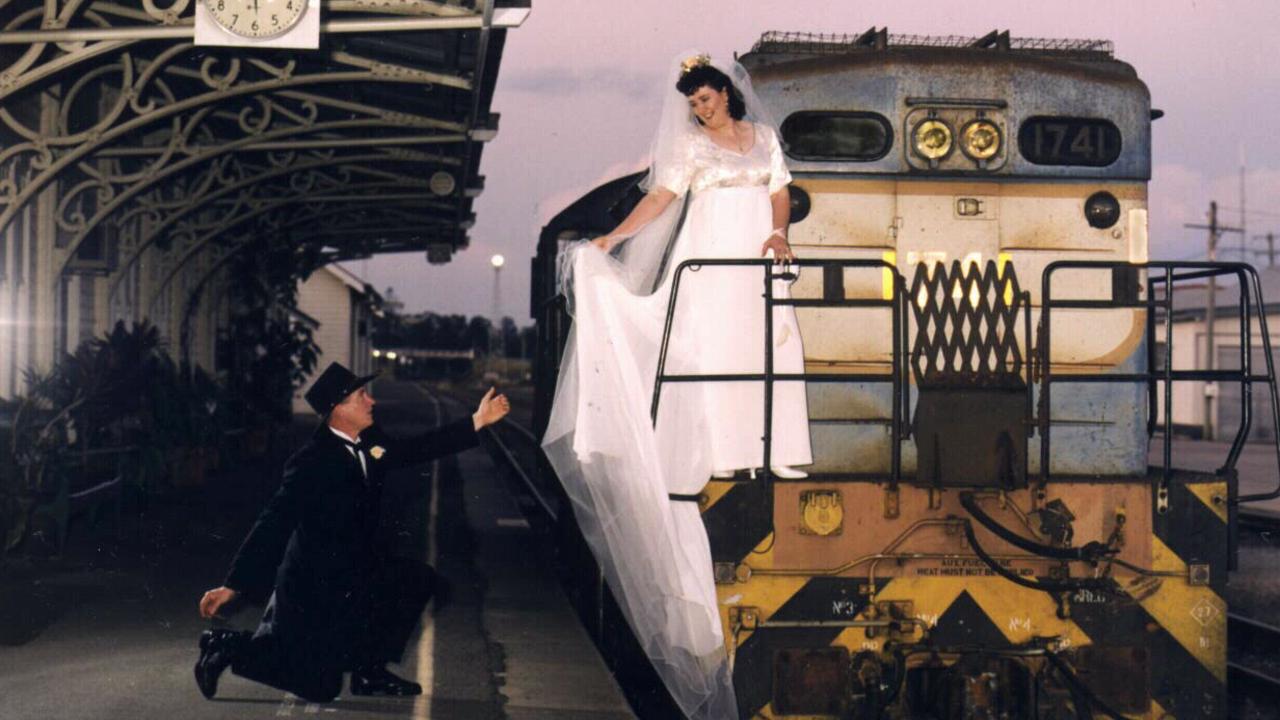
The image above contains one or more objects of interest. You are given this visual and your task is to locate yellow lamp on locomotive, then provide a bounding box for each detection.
[912,119,953,160]
[961,120,1001,160]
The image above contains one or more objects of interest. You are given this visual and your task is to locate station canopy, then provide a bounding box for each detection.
[0,0,528,288]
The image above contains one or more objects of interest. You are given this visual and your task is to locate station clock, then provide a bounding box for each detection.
[204,0,308,39]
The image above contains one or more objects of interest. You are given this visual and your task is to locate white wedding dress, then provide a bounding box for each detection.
[652,123,813,474]
[543,112,812,719]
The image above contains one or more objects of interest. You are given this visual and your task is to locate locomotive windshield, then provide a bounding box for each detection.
[780,112,892,161]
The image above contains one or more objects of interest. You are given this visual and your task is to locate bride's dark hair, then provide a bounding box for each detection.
[676,65,746,120]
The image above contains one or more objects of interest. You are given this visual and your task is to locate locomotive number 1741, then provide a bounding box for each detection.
[1018,117,1123,167]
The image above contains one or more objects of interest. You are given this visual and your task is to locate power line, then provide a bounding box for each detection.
[1206,234,1280,267]
[1256,232,1276,268]
[1216,205,1280,219]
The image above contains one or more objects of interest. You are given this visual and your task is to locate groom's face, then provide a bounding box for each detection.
[332,386,375,433]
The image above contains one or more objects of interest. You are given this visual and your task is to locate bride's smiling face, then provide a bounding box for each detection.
[686,85,731,127]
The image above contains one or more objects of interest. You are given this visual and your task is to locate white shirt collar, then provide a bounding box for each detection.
[329,425,367,476]
[329,426,360,445]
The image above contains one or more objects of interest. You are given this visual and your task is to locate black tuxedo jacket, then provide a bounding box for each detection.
[222,417,477,669]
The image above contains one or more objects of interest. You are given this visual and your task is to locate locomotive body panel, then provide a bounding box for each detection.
[746,48,1151,180]
[787,173,1152,477]
[709,474,1229,718]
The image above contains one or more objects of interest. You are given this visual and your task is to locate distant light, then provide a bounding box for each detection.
[386,351,398,360]
[372,349,382,358]
[490,254,505,269]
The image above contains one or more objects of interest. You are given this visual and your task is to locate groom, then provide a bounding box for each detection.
[193,362,509,702]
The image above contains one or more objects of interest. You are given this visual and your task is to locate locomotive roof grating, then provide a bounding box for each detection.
[752,30,1115,58]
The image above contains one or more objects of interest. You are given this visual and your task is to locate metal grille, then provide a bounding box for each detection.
[752,30,1113,57]
[910,260,1025,388]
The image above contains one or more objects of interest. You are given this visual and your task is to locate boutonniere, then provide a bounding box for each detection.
[369,446,385,460]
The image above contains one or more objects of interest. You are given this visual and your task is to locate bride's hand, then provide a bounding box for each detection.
[761,234,795,264]
[591,236,613,252]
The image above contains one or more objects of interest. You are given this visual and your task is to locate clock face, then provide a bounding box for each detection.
[205,0,307,39]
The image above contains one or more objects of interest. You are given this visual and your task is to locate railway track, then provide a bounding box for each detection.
[482,415,561,524]
[431,382,564,527]
[1228,612,1280,713]
[1229,507,1280,714]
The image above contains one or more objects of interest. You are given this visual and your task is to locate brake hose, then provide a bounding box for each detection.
[963,520,1112,594]
[959,492,1114,564]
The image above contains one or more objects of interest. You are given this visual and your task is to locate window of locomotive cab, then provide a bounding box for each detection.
[780,112,892,161]
[1018,117,1122,167]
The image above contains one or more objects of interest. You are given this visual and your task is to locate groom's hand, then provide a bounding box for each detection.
[473,387,511,430]
[199,586,239,619]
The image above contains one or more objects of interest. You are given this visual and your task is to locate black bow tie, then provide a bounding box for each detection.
[338,437,363,451]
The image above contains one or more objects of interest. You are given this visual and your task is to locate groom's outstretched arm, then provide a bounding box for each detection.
[371,387,510,470]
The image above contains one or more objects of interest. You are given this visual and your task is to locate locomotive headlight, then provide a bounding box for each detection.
[1084,191,1121,229]
[961,120,1001,160]
[913,120,953,160]
[787,184,811,223]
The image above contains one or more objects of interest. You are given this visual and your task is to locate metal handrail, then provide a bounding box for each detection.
[648,257,908,487]
[1039,260,1280,505]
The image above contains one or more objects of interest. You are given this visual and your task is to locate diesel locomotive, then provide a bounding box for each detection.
[530,29,1277,719]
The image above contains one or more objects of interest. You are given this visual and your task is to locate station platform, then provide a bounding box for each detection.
[0,379,635,720]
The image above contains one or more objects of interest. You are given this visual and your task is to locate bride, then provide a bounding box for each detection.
[542,52,813,719]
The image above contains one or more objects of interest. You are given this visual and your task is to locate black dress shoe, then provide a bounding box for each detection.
[194,629,242,699]
[350,666,422,696]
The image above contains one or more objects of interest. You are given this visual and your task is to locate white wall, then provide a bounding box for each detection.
[291,266,374,414]
[1158,312,1278,439]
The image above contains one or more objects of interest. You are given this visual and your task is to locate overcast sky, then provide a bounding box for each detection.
[343,0,1280,322]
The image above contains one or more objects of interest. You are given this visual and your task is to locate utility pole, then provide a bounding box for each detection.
[1185,201,1243,440]
[1254,233,1276,268]
[490,253,505,376]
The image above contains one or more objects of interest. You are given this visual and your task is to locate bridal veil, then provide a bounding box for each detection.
[542,51,778,720]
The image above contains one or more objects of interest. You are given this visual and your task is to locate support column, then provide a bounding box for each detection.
[35,88,61,371]
[0,216,11,398]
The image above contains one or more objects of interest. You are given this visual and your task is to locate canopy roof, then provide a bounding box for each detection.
[0,0,528,309]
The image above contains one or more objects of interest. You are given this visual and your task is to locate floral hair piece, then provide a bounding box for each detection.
[680,53,711,76]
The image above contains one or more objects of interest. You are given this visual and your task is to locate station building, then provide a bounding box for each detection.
[290,263,379,415]
[1158,268,1280,442]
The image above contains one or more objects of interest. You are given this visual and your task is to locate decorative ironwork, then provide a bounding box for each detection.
[0,0,521,394]
[145,193,453,315]
[909,260,1025,389]
[106,149,454,303]
[0,1,499,282]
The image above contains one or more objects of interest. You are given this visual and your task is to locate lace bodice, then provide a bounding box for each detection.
[653,122,792,196]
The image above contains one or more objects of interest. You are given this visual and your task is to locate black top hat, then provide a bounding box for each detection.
[304,362,378,418]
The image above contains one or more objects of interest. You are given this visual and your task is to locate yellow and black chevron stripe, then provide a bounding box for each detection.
[701,474,1229,719]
